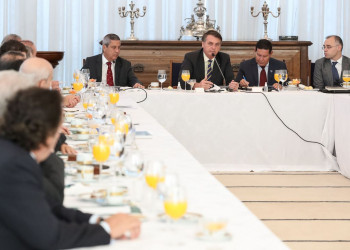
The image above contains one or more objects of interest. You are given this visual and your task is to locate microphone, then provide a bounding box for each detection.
[212,53,226,86]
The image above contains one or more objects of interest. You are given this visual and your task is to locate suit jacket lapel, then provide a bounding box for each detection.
[251,59,259,85]
[115,58,121,85]
[97,54,103,82]
[324,59,334,86]
[267,60,276,84]
[197,50,205,81]
[341,56,350,79]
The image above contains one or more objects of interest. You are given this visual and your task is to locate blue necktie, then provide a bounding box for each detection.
[332,61,340,85]
[207,59,213,81]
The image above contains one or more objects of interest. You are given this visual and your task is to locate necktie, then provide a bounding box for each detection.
[332,61,340,85]
[106,62,114,86]
[207,59,213,81]
[260,66,267,87]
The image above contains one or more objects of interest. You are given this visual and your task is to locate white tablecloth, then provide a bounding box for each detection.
[137,90,338,172]
[334,95,350,179]
[65,97,288,249]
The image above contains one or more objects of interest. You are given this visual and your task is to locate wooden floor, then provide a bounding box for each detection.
[213,172,350,250]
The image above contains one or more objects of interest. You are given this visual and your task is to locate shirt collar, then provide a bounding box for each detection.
[203,52,213,63]
[29,151,37,161]
[258,62,269,69]
[102,54,115,65]
[331,56,342,64]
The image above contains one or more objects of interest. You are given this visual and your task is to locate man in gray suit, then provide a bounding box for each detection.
[314,35,350,89]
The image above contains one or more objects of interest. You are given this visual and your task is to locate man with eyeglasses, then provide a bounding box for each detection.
[313,35,350,89]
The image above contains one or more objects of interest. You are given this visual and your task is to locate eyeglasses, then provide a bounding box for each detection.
[322,45,338,50]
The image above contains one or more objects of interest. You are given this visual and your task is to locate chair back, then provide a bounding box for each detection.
[170,61,182,86]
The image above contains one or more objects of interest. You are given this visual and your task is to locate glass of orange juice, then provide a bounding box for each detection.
[181,70,190,90]
[82,92,93,111]
[92,139,111,181]
[163,186,187,221]
[200,217,229,240]
[144,160,165,189]
[108,86,120,106]
[342,70,350,89]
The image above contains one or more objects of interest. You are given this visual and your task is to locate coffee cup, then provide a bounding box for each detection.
[107,186,127,205]
[80,165,94,181]
[148,82,159,89]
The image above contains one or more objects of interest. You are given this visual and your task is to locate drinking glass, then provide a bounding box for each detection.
[81,68,90,85]
[108,86,120,106]
[82,92,93,112]
[278,69,288,91]
[92,139,110,181]
[123,149,144,177]
[181,70,190,91]
[342,70,350,89]
[73,69,80,82]
[157,70,167,90]
[144,160,166,189]
[163,186,187,221]
[72,81,84,93]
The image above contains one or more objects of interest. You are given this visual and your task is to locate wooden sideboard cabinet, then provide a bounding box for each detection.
[119,41,312,87]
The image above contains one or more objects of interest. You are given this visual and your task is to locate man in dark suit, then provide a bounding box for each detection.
[313,35,350,89]
[82,33,144,88]
[233,39,286,90]
[0,87,141,249]
[178,30,239,91]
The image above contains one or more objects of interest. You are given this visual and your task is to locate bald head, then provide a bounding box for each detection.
[20,57,53,88]
[0,70,35,118]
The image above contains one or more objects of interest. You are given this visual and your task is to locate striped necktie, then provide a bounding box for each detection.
[207,59,213,81]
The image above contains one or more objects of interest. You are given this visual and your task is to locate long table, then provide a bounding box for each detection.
[138,90,339,173]
[64,97,288,249]
[334,95,350,179]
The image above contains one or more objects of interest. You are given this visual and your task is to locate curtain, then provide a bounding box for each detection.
[1,0,349,83]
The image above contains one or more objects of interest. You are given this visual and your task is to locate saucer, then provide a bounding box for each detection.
[195,231,232,242]
[72,176,98,183]
[158,212,202,223]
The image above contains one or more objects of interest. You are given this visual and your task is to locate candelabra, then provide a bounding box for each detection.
[178,0,220,41]
[118,1,146,40]
[250,1,280,40]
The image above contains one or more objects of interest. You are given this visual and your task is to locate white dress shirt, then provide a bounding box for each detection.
[331,56,343,78]
[102,54,116,84]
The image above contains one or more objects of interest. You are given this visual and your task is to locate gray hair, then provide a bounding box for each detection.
[1,34,22,45]
[102,34,120,47]
[0,70,35,118]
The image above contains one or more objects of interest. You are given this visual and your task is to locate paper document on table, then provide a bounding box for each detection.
[211,84,221,91]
